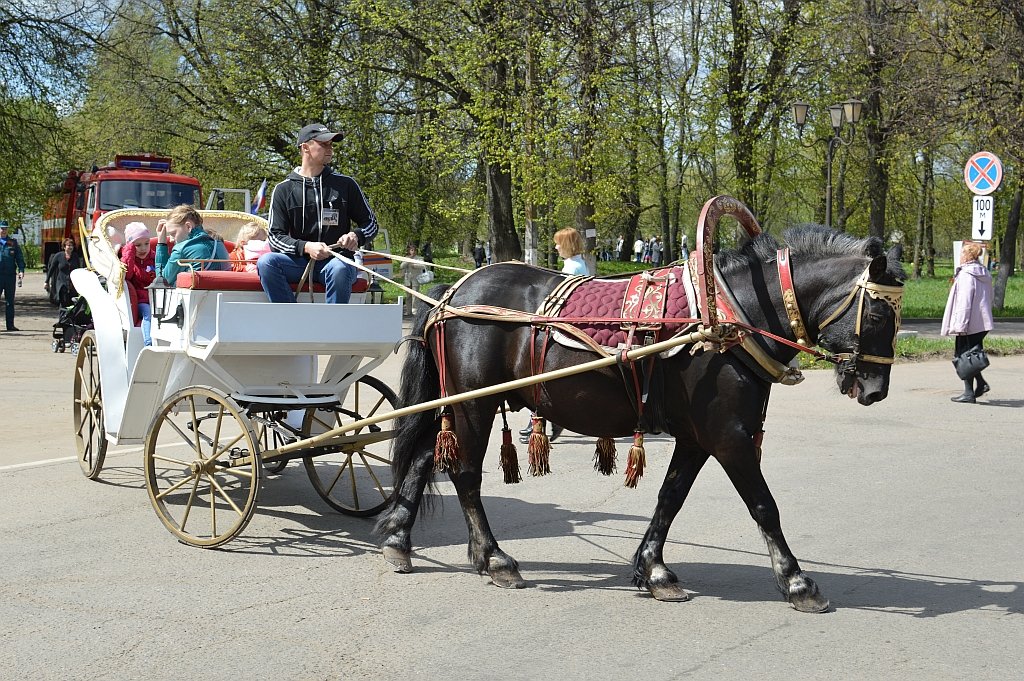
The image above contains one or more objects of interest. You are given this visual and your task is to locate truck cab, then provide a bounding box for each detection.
[43,154,202,268]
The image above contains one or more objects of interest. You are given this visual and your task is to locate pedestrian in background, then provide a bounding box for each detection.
[553,227,590,276]
[399,243,425,317]
[45,237,84,307]
[473,241,485,268]
[0,221,26,331]
[519,227,590,444]
[941,241,994,403]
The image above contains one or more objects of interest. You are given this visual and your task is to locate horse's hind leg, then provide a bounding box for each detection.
[376,434,436,573]
[633,440,709,602]
[717,446,830,613]
[448,400,524,589]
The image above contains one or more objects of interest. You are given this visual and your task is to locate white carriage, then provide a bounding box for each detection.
[71,209,404,547]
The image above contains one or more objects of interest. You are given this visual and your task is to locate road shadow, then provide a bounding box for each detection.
[497,555,1024,618]
[75,464,1024,618]
[979,398,1024,409]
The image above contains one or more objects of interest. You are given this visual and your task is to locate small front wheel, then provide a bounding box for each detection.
[73,332,107,479]
[144,387,262,548]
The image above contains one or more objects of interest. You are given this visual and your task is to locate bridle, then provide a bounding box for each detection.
[777,248,903,375]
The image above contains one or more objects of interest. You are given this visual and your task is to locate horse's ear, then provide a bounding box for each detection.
[868,255,887,282]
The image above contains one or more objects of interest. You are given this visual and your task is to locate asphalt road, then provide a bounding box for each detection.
[2,271,1023,680]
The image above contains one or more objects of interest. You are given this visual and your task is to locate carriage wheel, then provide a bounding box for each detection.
[144,387,262,548]
[73,331,107,479]
[302,376,397,517]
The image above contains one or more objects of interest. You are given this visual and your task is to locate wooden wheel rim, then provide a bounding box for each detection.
[144,386,261,548]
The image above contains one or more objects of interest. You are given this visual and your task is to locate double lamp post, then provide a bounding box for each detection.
[791,99,863,229]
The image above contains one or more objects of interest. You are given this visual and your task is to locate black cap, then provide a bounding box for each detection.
[298,123,343,145]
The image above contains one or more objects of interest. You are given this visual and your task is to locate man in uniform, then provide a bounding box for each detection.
[258,123,378,304]
[0,221,27,331]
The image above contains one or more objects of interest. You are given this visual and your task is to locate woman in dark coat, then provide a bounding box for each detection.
[46,238,85,307]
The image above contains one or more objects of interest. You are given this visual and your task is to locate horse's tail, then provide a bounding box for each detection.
[389,284,448,486]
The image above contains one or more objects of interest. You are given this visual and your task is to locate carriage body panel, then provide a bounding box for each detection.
[71,208,402,444]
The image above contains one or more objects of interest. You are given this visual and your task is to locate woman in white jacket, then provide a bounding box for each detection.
[941,241,994,403]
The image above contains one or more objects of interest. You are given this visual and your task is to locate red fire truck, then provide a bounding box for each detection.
[42,154,202,266]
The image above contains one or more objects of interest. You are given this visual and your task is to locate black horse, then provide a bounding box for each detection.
[376,224,904,612]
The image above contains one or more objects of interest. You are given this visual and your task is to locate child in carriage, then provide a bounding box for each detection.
[121,222,156,346]
[155,204,229,281]
[229,221,271,273]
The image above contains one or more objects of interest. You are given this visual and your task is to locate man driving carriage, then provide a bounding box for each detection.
[257,123,379,304]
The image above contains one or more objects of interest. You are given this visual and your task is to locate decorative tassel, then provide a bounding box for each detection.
[433,408,460,473]
[499,427,521,484]
[527,416,551,476]
[593,437,617,475]
[624,429,646,488]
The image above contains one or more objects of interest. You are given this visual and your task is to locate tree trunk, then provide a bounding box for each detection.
[994,180,1021,309]
[864,0,888,241]
[487,160,520,262]
[912,151,933,279]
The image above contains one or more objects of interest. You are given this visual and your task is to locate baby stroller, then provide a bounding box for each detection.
[52,295,93,354]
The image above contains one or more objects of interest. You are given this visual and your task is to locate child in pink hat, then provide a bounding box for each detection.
[121,221,156,345]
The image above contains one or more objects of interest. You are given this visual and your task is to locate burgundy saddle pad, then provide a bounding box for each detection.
[556,266,692,349]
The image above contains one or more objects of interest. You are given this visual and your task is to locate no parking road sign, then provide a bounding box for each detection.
[964,151,1003,195]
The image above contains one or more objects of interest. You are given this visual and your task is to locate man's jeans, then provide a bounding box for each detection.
[257,252,357,304]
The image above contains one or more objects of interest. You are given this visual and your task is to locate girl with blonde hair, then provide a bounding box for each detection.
[230,221,270,272]
[553,227,590,276]
[155,204,230,281]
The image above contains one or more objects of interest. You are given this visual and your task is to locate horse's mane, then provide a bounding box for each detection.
[716,224,905,279]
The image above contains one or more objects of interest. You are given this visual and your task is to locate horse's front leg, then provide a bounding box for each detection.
[633,439,709,602]
[448,401,524,589]
[716,439,830,613]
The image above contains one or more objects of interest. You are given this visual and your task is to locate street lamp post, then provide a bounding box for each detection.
[792,99,863,229]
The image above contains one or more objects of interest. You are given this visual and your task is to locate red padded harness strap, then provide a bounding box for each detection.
[776,248,811,347]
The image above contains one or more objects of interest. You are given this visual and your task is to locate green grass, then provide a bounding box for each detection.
[903,264,1023,317]
[798,335,1024,369]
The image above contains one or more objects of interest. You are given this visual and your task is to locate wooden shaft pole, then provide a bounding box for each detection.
[274,326,713,454]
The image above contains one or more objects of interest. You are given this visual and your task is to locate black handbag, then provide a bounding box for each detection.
[953,345,990,380]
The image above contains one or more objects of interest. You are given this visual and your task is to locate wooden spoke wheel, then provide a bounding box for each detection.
[144,387,262,548]
[302,376,397,517]
[73,331,107,479]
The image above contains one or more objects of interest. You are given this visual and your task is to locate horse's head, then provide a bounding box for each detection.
[815,245,904,406]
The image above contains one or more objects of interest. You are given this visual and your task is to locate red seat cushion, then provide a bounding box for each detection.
[175,269,368,293]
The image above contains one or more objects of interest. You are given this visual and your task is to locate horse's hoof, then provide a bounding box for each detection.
[789,586,830,613]
[382,546,413,573]
[649,582,690,602]
[487,557,526,589]
[490,572,527,589]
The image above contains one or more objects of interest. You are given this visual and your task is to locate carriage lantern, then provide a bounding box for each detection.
[147,274,184,328]
[366,277,385,305]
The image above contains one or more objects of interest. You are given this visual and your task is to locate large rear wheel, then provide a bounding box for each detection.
[302,376,397,517]
[144,387,261,548]
[73,331,107,479]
